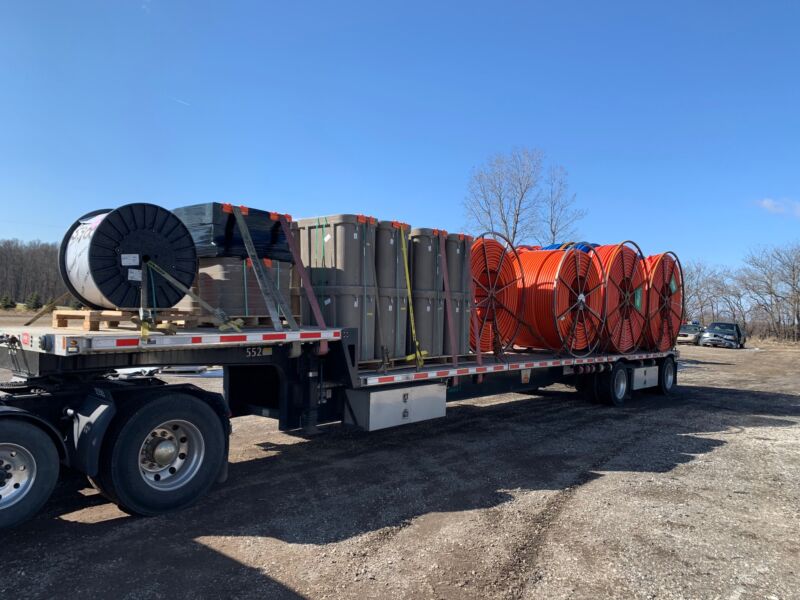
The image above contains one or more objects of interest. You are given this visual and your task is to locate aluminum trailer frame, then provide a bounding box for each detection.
[0,322,677,529]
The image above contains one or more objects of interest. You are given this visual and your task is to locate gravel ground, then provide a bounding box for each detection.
[1,342,799,599]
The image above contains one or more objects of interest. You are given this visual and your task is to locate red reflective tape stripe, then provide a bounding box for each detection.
[262,333,285,341]
[333,331,341,338]
[436,370,450,377]
[456,368,469,375]
[476,367,487,373]
[493,365,505,371]
[300,332,320,339]
[525,362,535,368]
[413,373,428,380]
[116,339,139,347]
[377,376,395,384]
[191,336,202,343]
[511,363,522,370]
[220,335,247,343]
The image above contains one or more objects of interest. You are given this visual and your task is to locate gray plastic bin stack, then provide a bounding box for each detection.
[442,233,472,357]
[407,228,445,358]
[374,221,409,360]
[294,215,377,361]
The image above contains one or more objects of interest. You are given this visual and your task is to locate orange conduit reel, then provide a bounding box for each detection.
[514,243,606,357]
[595,241,647,354]
[644,251,684,351]
[470,233,524,353]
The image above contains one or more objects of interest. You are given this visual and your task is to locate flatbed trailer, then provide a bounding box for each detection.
[0,323,677,529]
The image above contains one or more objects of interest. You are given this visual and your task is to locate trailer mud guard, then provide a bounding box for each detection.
[0,405,69,465]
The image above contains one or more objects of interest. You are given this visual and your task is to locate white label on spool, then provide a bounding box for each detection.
[388,302,393,312]
[354,298,359,308]
[324,234,331,243]
[390,238,394,245]
[426,305,430,312]
[121,254,139,266]
[354,232,358,240]
[324,297,331,306]
[428,245,431,251]
[127,268,142,282]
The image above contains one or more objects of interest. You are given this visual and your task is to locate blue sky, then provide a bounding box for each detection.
[1,1,798,266]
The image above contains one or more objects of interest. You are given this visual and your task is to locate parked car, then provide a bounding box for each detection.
[677,324,703,345]
[700,322,746,349]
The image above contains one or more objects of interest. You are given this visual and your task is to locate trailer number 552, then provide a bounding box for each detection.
[246,347,269,358]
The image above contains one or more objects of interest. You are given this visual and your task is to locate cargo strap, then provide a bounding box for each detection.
[437,231,458,367]
[145,260,241,331]
[23,291,70,327]
[276,214,329,355]
[230,205,297,331]
[400,226,424,369]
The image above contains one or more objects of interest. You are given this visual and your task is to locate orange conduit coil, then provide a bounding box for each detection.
[514,247,605,355]
[595,241,647,353]
[644,252,684,351]
[470,236,522,352]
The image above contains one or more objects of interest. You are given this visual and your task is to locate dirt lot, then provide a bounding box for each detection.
[1,333,799,599]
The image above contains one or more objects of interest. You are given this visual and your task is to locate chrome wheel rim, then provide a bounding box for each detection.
[613,369,627,400]
[663,361,675,390]
[138,420,204,491]
[0,443,37,510]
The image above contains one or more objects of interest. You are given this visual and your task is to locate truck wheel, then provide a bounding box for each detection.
[598,363,628,407]
[0,420,59,529]
[656,356,676,395]
[95,393,225,517]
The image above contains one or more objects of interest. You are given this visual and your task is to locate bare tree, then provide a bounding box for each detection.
[463,148,544,245]
[535,166,586,245]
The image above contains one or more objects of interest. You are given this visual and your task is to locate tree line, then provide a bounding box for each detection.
[0,239,66,310]
[684,242,800,341]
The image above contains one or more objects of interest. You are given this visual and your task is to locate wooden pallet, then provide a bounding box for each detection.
[52,309,196,331]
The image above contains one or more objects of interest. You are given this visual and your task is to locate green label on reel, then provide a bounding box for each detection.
[670,276,678,294]
[634,287,643,311]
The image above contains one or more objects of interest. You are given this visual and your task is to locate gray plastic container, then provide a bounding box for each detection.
[295,215,376,287]
[443,291,471,357]
[410,289,444,358]
[374,221,409,359]
[298,285,376,361]
[294,215,378,359]
[407,228,444,358]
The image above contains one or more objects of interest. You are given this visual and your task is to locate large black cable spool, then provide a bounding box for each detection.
[59,203,197,310]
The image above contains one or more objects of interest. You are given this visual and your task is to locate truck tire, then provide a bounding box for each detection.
[598,362,628,407]
[656,356,676,395]
[94,393,225,517]
[0,420,60,529]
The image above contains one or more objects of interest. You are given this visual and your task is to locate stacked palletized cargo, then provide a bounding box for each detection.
[293,215,471,364]
[293,215,378,361]
[173,203,295,321]
[407,228,444,358]
[443,232,472,357]
[374,221,409,360]
[174,257,293,320]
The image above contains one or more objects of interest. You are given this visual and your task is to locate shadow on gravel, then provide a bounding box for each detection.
[4,384,799,599]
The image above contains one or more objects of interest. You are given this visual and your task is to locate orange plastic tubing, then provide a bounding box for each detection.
[595,243,647,353]
[644,253,683,351]
[514,248,603,352]
[470,238,520,352]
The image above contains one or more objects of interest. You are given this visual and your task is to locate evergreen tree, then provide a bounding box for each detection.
[25,292,43,311]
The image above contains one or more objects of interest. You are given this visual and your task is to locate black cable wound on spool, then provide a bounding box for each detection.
[60,203,198,310]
